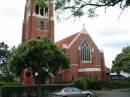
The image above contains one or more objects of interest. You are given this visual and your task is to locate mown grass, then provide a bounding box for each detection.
[119,88,130,92]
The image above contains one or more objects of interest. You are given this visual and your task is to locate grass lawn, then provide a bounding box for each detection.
[119,88,130,92]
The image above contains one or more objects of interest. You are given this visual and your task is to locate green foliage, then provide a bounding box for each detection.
[74,77,104,90]
[1,80,130,97]
[72,9,84,17]
[88,8,97,17]
[74,77,88,90]
[36,0,53,8]
[0,81,21,87]
[37,0,130,19]
[74,77,100,90]
[53,0,130,20]
[8,37,70,83]
[0,75,14,82]
[0,42,14,81]
[35,0,130,20]
[127,77,130,82]
[55,0,65,10]
[36,0,47,8]
[0,42,10,75]
[74,77,130,90]
[108,80,130,89]
[55,80,73,84]
[112,46,130,74]
[1,84,74,97]
[112,54,123,73]
[87,79,103,90]
[125,0,130,7]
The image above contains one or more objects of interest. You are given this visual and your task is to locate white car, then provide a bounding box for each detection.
[49,87,92,97]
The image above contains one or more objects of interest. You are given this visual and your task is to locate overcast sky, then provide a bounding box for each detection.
[0,0,130,68]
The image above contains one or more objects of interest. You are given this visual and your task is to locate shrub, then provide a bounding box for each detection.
[74,77,130,90]
[74,77,88,90]
[127,77,130,82]
[55,80,73,84]
[108,80,130,89]
[0,81,21,87]
[1,84,74,97]
[0,75,14,82]
[87,79,103,90]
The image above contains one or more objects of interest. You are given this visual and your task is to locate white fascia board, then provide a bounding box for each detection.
[68,32,81,48]
[78,68,101,72]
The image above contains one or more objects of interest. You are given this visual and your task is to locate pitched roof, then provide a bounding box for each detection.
[56,32,79,48]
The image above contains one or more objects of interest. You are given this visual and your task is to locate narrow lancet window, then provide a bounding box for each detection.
[35,5,39,15]
[80,42,92,62]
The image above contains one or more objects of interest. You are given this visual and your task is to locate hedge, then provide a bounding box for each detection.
[74,77,130,90]
[1,78,130,97]
[1,83,74,97]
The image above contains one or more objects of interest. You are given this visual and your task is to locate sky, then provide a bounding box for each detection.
[0,0,130,68]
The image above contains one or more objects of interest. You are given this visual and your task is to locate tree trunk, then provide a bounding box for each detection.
[116,72,121,80]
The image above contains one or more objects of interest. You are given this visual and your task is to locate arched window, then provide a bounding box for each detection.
[40,8,43,16]
[44,7,48,16]
[35,4,48,16]
[35,4,39,15]
[80,42,92,62]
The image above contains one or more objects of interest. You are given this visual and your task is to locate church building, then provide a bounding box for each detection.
[22,0,54,42]
[56,26,110,81]
[22,0,110,84]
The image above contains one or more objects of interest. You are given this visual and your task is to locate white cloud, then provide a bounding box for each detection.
[103,47,122,68]
[55,7,130,68]
[0,0,25,47]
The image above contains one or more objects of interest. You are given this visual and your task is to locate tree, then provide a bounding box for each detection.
[112,53,123,77]
[112,46,130,75]
[0,42,14,81]
[0,42,9,75]
[8,37,70,83]
[37,0,130,20]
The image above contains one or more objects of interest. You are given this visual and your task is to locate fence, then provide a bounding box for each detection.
[1,84,74,97]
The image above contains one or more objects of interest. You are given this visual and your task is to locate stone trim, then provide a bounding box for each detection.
[78,68,101,72]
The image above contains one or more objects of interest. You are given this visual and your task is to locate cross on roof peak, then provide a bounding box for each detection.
[81,24,88,34]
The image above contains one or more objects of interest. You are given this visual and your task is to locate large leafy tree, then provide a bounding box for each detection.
[37,0,130,19]
[8,37,70,83]
[112,46,130,75]
[0,42,14,81]
[112,53,123,76]
[0,42,10,75]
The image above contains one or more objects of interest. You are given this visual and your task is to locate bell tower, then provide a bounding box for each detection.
[22,0,54,42]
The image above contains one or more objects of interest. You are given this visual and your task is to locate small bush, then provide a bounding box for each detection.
[0,75,14,82]
[74,77,106,90]
[87,79,103,90]
[74,77,88,90]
